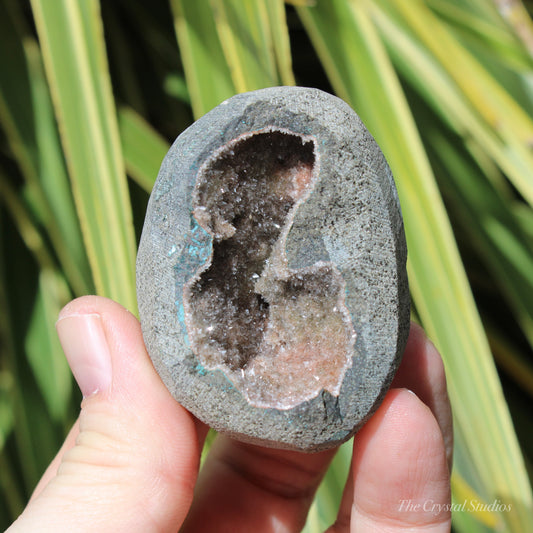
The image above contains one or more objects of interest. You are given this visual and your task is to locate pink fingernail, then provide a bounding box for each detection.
[56,313,112,397]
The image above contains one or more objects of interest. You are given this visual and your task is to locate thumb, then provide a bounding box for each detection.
[9,296,202,533]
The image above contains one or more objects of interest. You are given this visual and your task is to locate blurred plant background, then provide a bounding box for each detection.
[1,0,533,531]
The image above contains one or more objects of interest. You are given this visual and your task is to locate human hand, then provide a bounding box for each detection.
[7,296,452,532]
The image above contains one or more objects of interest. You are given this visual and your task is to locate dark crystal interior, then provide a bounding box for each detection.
[183,129,355,409]
[188,131,315,370]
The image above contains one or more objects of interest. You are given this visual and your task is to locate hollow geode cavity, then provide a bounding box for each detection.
[136,87,409,452]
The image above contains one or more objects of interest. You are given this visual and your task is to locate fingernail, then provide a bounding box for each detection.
[56,313,112,397]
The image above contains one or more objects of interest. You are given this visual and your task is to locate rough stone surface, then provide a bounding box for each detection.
[136,87,410,452]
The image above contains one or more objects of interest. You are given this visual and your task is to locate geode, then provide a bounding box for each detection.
[136,86,409,452]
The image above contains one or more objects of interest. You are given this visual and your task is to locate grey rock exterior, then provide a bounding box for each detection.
[136,86,410,452]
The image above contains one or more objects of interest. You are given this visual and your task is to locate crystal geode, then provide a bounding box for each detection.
[136,87,409,452]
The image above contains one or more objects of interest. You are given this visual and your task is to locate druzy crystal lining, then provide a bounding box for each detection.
[182,127,356,409]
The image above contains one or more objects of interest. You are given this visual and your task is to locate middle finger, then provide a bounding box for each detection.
[181,436,337,532]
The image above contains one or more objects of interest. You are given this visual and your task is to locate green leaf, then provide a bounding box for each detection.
[267,0,296,86]
[428,130,533,350]
[25,39,93,295]
[163,73,191,104]
[426,0,533,72]
[25,271,72,422]
[171,0,294,119]
[0,174,61,280]
[0,2,37,182]
[210,0,277,91]
[2,1,532,530]
[384,0,533,207]
[304,440,352,531]
[0,450,24,521]
[0,1,91,296]
[0,208,64,499]
[369,2,532,205]
[0,376,13,453]
[489,326,533,400]
[30,0,137,312]
[171,0,236,118]
[297,1,533,531]
[118,107,170,193]
[0,174,72,424]
[451,472,499,531]
[210,0,292,91]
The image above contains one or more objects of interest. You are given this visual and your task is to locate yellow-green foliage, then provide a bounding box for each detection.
[1,1,532,531]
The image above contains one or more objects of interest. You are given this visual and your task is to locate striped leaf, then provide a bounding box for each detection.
[30,0,137,311]
[297,1,533,531]
[118,106,170,193]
